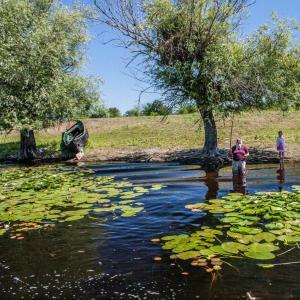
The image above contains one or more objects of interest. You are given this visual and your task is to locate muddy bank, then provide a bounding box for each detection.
[1,147,296,169]
[85,147,287,167]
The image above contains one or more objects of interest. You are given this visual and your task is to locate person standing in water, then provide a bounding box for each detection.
[276,131,286,166]
[231,138,249,175]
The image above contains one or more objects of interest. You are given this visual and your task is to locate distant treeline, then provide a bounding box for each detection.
[87,100,199,118]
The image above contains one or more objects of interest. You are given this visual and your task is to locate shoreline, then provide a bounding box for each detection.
[1,147,298,167]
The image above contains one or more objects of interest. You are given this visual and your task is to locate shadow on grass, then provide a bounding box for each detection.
[0,140,61,162]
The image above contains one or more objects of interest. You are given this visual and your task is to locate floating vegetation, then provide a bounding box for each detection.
[157,186,300,273]
[0,165,164,237]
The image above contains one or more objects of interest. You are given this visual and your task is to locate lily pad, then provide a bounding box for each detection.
[244,251,275,260]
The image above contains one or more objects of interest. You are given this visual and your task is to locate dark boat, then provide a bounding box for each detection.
[61,120,89,158]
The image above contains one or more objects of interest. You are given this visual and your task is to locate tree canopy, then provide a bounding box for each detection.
[95,0,300,156]
[0,0,99,132]
[142,100,170,116]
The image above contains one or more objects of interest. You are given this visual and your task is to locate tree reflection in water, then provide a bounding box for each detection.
[204,171,219,200]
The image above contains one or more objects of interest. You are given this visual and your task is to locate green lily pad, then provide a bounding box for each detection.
[172,251,202,260]
[258,264,275,268]
[244,251,275,260]
[247,243,279,253]
[252,232,276,243]
[231,226,262,235]
[221,242,247,254]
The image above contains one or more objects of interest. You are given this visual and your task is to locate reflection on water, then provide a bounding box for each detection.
[232,174,247,194]
[204,171,219,200]
[277,164,285,192]
[0,162,299,299]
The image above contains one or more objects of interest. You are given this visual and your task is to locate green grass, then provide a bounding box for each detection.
[1,110,300,160]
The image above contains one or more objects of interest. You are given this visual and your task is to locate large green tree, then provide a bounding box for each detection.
[95,0,300,156]
[0,0,99,160]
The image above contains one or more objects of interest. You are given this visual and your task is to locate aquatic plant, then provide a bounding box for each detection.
[0,165,163,237]
[156,187,300,272]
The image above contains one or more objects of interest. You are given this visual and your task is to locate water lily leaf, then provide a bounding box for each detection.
[199,249,216,257]
[247,243,279,253]
[252,232,276,243]
[161,234,189,241]
[258,264,275,268]
[243,209,256,215]
[227,231,243,239]
[277,235,300,243]
[209,246,231,256]
[231,226,262,235]
[185,203,206,211]
[244,251,275,260]
[173,251,202,260]
[221,242,247,254]
[0,165,153,234]
[64,215,84,222]
[172,243,199,253]
[220,217,244,224]
[151,185,164,191]
[265,222,285,230]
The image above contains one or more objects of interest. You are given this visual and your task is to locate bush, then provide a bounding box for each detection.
[87,101,108,118]
[124,107,140,117]
[141,100,170,116]
[176,104,198,114]
[108,107,121,118]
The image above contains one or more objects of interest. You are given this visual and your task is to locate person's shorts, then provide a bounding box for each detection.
[277,146,285,153]
[232,160,246,175]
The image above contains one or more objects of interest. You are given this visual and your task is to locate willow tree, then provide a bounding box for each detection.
[0,0,99,161]
[94,0,300,156]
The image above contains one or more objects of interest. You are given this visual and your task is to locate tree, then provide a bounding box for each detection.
[108,107,121,117]
[176,103,198,114]
[141,100,170,116]
[124,106,140,117]
[95,0,300,156]
[0,0,98,161]
[87,101,108,118]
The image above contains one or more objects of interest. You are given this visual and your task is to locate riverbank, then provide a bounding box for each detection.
[1,110,299,165]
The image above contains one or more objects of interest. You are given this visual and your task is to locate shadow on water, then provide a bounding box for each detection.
[0,162,299,299]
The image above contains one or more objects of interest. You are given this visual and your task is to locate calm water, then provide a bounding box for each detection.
[0,162,300,299]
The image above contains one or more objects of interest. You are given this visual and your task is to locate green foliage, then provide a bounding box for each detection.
[86,101,108,118]
[0,165,165,236]
[158,187,300,272]
[176,103,198,114]
[124,107,140,117]
[96,0,300,153]
[141,100,171,116]
[108,107,121,118]
[142,1,300,112]
[0,0,99,131]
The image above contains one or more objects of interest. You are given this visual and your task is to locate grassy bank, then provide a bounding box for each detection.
[1,110,300,160]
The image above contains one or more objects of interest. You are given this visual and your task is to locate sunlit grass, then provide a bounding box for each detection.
[1,110,299,159]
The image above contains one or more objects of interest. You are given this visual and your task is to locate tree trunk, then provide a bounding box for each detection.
[19,129,37,161]
[200,109,219,156]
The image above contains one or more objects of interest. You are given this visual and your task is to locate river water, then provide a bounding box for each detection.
[0,162,299,299]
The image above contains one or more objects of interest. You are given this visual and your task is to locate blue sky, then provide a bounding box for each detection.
[62,0,300,113]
